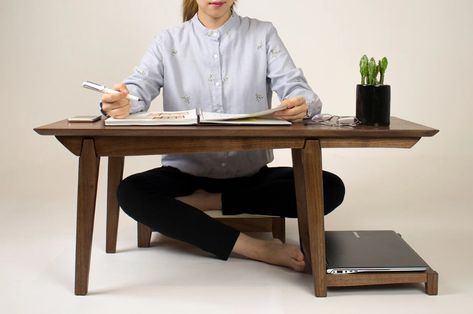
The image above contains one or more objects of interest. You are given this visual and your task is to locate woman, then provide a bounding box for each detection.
[101,0,345,272]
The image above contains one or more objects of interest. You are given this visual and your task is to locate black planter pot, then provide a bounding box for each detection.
[356,84,391,126]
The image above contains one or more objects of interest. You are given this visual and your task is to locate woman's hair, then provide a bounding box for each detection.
[182,0,236,22]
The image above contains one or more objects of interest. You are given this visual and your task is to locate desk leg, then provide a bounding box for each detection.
[75,139,100,295]
[106,157,124,253]
[292,140,327,297]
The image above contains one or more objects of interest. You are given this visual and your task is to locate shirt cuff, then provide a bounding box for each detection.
[305,96,322,119]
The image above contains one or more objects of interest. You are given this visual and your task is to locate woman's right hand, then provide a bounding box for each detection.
[101,83,131,119]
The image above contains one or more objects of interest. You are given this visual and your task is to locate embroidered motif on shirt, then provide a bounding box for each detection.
[270,48,281,59]
[222,75,229,83]
[208,73,215,82]
[256,94,264,102]
[135,67,146,76]
[171,49,178,56]
[257,41,263,50]
[181,96,190,105]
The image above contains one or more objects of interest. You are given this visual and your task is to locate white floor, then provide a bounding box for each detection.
[1,154,472,314]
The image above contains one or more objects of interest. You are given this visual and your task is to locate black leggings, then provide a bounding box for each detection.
[117,166,345,260]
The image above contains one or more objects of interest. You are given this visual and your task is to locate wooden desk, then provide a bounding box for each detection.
[34,117,439,296]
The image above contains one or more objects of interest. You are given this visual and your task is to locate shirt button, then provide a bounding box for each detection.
[215,81,221,87]
[213,54,218,59]
[213,32,219,38]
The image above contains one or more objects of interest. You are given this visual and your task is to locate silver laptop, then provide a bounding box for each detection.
[325,230,428,274]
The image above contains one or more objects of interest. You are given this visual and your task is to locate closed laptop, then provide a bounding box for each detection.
[326,230,428,274]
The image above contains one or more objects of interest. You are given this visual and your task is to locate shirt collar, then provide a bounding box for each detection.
[191,13,239,39]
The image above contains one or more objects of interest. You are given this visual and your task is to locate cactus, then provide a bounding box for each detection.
[379,57,388,85]
[359,55,369,85]
[359,55,388,86]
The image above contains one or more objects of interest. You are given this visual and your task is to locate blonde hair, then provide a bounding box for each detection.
[182,0,236,22]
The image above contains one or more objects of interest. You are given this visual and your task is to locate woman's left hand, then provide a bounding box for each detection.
[272,96,308,122]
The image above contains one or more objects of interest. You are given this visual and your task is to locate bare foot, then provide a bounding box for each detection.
[175,189,222,211]
[232,233,305,272]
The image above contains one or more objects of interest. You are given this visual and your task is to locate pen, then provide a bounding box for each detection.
[82,81,142,102]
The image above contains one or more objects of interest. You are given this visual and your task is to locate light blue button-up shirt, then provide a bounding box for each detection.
[124,13,322,178]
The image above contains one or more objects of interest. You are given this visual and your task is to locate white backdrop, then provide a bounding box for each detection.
[1,0,472,252]
[1,1,473,312]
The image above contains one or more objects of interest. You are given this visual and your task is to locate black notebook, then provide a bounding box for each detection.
[326,230,428,274]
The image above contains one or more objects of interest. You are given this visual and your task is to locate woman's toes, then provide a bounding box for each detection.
[292,260,306,272]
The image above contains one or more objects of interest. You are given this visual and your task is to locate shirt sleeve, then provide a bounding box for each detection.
[123,34,165,113]
[265,23,322,117]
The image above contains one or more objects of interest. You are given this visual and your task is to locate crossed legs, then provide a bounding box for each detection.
[176,189,305,271]
[117,166,345,272]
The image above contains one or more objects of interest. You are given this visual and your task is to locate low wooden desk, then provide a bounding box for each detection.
[35,117,439,297]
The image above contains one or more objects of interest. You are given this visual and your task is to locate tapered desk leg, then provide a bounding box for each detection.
[75,139,100,295]
[292,140,327,297]
[137,223,153,247]
[106,157,124,253]
[292,150,310,268]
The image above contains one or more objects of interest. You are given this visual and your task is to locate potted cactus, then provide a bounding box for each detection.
[356,55,390,126]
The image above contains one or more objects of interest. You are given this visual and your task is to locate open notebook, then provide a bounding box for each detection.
[105,105,291,126]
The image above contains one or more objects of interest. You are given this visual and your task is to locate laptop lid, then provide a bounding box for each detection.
[326,230,428,274]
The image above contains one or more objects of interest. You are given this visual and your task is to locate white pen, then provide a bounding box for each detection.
[82,81,142,102]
